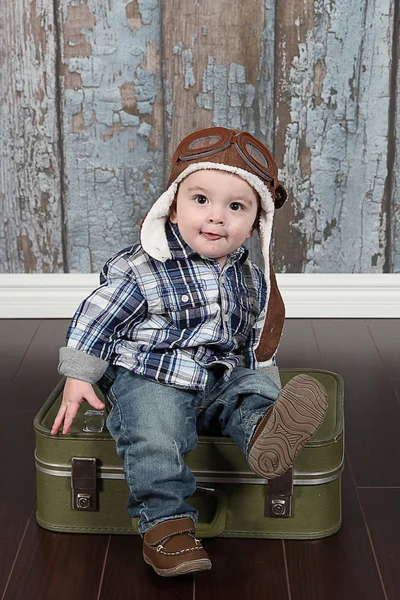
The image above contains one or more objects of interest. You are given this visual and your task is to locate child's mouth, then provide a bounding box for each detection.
[202,232,223,241]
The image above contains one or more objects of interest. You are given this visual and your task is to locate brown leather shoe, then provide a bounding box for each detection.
[248,374,328,479]
[143,517,212,577]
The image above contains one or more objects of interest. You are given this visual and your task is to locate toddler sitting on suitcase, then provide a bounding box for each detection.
[51,127,328,577]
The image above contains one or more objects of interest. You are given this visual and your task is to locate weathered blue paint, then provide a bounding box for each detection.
[277,0,394,272]
[394,56,400,272]
[61,0,164,272]
[0,0,62,273]
[1,0,398,274]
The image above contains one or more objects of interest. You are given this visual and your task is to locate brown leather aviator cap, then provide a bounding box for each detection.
[167,127,287,209]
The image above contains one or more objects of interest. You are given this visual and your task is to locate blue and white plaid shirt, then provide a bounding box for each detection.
[65,221,268,390]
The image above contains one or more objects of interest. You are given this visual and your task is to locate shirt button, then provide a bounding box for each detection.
[181,294,189,302]
[223,314,229,322]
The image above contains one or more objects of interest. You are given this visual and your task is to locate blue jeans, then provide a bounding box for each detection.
[99,366,280,535]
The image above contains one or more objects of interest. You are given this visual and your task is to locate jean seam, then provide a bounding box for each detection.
[108,386,143,508]
[139,513,198,535]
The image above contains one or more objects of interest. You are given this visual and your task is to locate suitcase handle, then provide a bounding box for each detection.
[193,488,228,538]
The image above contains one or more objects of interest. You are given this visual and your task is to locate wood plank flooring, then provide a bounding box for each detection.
[0,319,399,599]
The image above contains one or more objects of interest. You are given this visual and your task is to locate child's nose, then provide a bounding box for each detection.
[207,208,224,224]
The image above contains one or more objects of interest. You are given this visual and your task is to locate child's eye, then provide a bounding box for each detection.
[194,195,208,205]
[230,202,244,211]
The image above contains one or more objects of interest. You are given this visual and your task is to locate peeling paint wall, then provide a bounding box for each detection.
[0,0,399,273]
[393,6,400,272]
[163,0,276,264]
[274,0,395,273]
[60,0,164,271]
[0,0,62,273]
[163,0,275,153]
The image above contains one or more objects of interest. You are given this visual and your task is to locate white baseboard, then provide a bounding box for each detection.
[0,273,400,318]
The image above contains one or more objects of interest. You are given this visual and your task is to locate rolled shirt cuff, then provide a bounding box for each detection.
[58,346,109,384]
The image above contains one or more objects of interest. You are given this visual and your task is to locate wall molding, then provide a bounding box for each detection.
[1,273,400,318]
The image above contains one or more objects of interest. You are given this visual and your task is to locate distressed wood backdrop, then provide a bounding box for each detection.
[1,0,399,273]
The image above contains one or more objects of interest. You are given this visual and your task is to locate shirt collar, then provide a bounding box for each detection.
[165,220,249,265]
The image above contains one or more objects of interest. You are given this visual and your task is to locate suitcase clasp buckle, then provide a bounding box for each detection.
[71,457,98,511]
[265,466,293,518]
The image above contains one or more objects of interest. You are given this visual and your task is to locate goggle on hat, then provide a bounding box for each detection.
[167,127,287,209]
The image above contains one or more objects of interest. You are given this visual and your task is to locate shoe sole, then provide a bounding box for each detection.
[248,374,328,479]
[144,555,212,577]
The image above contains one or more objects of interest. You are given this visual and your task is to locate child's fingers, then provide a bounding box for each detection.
[50,386,103,436]
[51,404,67,435]
[62,403,81,435]
[86,392,105,410]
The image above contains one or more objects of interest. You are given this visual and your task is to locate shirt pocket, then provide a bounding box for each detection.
[233,291,260,337]
[152,281,209,329]
[237,292,259,315]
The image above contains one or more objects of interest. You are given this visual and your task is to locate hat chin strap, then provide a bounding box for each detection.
[140,161,283,361]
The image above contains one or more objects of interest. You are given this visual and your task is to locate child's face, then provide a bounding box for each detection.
[170,170,259,266]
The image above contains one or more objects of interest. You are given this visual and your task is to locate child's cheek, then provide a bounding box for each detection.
[231,224,244,237]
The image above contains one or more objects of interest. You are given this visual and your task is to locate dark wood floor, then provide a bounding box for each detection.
[0,318,399,599]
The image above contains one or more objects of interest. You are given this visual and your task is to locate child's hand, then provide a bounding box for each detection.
[50,377,105,435]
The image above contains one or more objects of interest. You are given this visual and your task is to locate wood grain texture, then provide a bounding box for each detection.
[366,319,400,374]
[194,538,290,599]
[0,320,39,359]
[60,0,165,272]
[312,319,400,486]
[1,0,399,274]
[284,468,385,600]
[163,0,275,150]
[162,0,276,266]
[341,368,400,487]
[3,519,109,600]
[392,3,400,271]
[100,535,194,599]
[0,0,63,273]
[2,318,399,598]
[358,488,400,600]
[311,318,382,370]
[273,0,394,273]
[391,378,400,404]
[0,359,21,390]
[277,318,323,369]
[0,319,70,411]
[0,412,37,598]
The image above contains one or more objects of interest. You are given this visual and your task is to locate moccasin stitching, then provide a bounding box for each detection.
[146,527,195,548]
[153,532,203,556]
[156,545,204,556]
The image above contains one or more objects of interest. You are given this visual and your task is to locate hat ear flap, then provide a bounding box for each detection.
[274,183,287,209]
[255,260,285,362]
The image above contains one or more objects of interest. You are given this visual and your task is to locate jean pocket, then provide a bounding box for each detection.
[105,385,117,415]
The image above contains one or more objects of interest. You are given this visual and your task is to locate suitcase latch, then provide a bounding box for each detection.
[265,466,293,518]
[71,457,97,511]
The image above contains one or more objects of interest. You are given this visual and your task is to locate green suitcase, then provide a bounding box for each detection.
[34,368,344,539]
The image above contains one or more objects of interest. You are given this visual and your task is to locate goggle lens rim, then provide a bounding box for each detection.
[173,127,285,205]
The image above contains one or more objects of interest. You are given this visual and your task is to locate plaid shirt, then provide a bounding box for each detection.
[66,222,268,390]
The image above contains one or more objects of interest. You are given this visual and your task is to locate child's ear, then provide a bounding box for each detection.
[246,229,254,239]
[169,196,178,223]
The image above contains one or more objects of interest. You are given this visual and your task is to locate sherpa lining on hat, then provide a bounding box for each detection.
[140,162,274,265]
